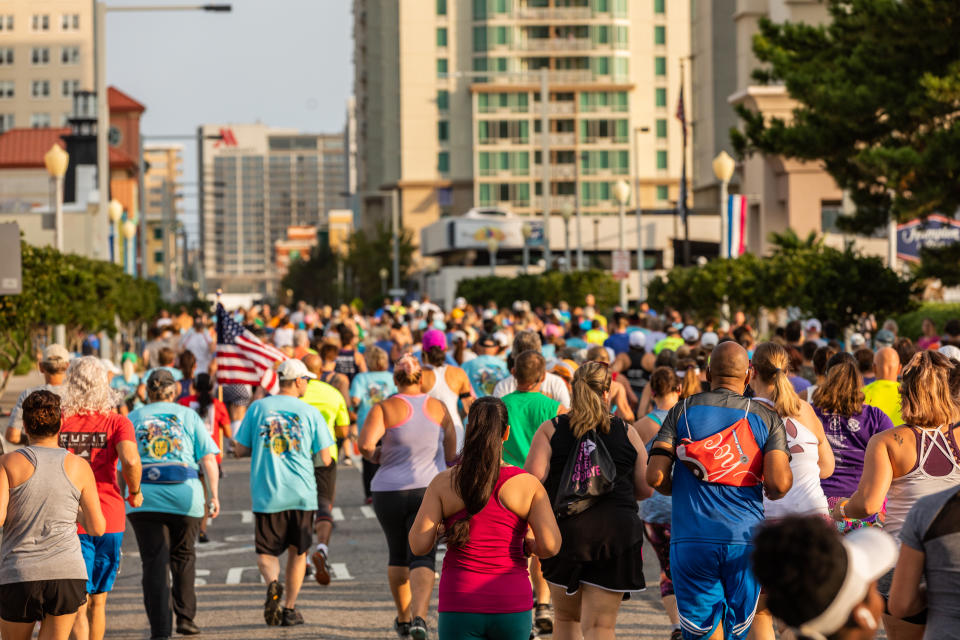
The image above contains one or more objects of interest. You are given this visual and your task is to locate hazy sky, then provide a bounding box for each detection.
[106,0,353,243]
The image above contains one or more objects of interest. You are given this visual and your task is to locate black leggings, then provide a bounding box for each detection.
[372,488,436,570]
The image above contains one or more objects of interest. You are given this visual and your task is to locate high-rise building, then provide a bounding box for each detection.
[197,124,348,295]
[142,143,184,291]
[0,1,94,134]
[354,0,693,270]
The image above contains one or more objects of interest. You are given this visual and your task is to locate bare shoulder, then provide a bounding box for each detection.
[798,401,824,435]
[425,396,449,420]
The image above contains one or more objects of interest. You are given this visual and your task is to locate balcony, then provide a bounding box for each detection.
[535,195,577,210]
[548,102,575,114]
[515,7,592,20]
[548,132,575,146]
[472,70,592,85]
[534,164,577,180]
[517,37,593,51]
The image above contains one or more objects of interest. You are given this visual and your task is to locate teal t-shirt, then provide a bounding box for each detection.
[349,371,398,434]
[234,395,334,514]
[143,366,183,382]
[127,401,220,518]
[462,355,510,398]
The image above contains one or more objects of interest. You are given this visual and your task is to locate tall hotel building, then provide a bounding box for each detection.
[354,0,691,267]
[197,124,347,295]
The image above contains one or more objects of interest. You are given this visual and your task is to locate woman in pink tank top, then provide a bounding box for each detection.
[409,397,561,640]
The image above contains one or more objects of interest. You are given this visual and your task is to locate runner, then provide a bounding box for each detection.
[232,359,334,626]
[0,390,105,640]
[5,344,70,447]
[862,347,903,426]
[494,331,571,407]
[420,329,475,454]
[461,334,510,398]
[59,357,143,640]
[408,397,562,640]
[646,342,793,640]
[350,346,399,503]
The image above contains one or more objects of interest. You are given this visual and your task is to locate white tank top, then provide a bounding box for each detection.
[885,426,960,541]
[425,365,464,453]
[757,399,829,519]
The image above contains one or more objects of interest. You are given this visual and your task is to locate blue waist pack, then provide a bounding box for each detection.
[141,462,199,485]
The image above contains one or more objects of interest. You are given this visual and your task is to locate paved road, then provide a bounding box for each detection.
[100,457,678,639]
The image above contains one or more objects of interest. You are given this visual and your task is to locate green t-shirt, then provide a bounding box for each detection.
[863,379,903,427]
[502,390,560,467]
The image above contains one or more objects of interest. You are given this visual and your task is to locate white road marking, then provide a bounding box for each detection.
[359,506,375,519]
[224,534,254,543]
[225,566,262,585]
[195,569,210,586]
[331,507,344,522]
[221,509,254,524]
[330,563,354,581]
[196,545,255,558]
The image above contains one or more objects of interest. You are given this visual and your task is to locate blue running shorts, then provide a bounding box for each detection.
[79,532,124,595]
[671,542,759,640]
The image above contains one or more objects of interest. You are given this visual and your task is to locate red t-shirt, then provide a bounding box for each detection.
[178,395,230,464]
[60,412,136,534]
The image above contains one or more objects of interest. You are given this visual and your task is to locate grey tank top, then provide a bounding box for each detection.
[0,446,87,584]
[370,394,445,492]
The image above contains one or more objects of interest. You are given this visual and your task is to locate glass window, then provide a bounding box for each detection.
[655,87,667,107]
[437,0,447,15]
[495,0,509,13]
[438,120,449,142]
[0,48,12,65]
[154,251,164,263]
[437,90,450,111]
[615,119,628,142]
[478,121,490,143]
[437,58,448,77]
[473,0,487,19]
[656,185,669,201]
[615,150,629,174]
[153,227,163,240]
[655,118,667,138]
[614,91,628,111]
[473,57,488,72]
[614,57,628,78]
[518,120,529,143]
[479,183,492,205]
[613,0,628,17]
[656,150,668,169]
[593,25,609,45]
[593,56,610,76]
[31,47,50,65]
[438,152,450,174]
[478,152,491,175]
[493,57,508,72]
[654,25,666,45]
[437,28,448,47]
[515,152,529,175]
[655,0,665,13]
[615,25,628,47]
[655,57,666,76]
[592,0,609,13]
[473,27,487,52]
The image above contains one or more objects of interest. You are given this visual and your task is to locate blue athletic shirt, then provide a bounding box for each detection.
[654,388,789,545]
[350,371,398,434]
[127,401,220,518]
[234,395,334,514]
[461,355,510,398]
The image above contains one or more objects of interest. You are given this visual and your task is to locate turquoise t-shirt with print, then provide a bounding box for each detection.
[461,355,509,398]
[127,401,220,518]
[349,371,397,434]
[234,395,334,514]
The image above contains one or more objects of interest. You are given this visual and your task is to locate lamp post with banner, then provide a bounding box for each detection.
[613,180,631,309]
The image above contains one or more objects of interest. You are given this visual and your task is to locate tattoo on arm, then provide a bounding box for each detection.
[893,432,904,446]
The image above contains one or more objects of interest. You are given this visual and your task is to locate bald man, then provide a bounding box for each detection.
[300,353,351,586]
[863,347,903,426]
[646,341,792,640]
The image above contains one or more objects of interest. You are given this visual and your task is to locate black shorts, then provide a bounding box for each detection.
[314,462,337,523]
[372,488,436,570]
[254,510,313,557]
[0,579,87,623]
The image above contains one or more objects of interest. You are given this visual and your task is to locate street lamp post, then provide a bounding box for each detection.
[713,151,736,259]
[379,267,389,296]
[487,238,499,277]
[560,201,574,273]
[521,222,532,275]
[44,144,69,347]
[633,126,650,301]
[613,180,631,310]
[107,199,124,264]
[122,218,137,276]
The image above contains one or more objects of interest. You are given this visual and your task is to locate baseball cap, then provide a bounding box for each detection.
[701,332,719,349]
[146,368,177,393]
[422,328,447,351]
[939,344,960,361]
[477,334,498,348]
[875,329,895,348]
[805,318,822,334]
[849,333,866,349]
[492,331,510,348]
[795,528,897,639]
[451,308,465,321]
[454,296,467,309]
[276,358,316,381]
[629,331,646,349]
[482,309,497,321]
[450,330,467,344]
[681,326,700,343]
[42,344,71,364]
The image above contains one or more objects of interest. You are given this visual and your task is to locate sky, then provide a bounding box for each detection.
[106,0,353,245]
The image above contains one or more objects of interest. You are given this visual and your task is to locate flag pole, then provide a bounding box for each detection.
[679,60,691,267]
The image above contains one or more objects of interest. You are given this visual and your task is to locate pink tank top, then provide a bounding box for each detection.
[438,466,533,613]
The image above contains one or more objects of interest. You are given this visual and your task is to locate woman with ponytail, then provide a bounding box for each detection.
[748,343,834,640]
[408,397,561,640]
[525,361,652,640]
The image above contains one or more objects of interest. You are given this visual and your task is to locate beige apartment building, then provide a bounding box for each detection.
[142,143,184,291]
[354,0,695,271]
[0,1,93,133]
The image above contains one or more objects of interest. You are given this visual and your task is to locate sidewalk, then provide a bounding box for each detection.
[1,370,44,450]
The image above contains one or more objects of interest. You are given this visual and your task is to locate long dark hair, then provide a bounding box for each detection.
[446,397,510,548]
[195,373,215,418]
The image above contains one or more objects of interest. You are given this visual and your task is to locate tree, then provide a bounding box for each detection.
[457,270,619,313]
[281,243,343,306]
[731,1,960,234]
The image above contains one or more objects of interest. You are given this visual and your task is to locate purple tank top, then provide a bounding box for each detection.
[439,466,533,613]
[370,394,445,492]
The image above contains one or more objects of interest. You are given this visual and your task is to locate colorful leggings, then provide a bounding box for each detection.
[643,520,673,598]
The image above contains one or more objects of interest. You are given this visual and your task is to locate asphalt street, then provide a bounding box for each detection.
[104,457,680,639]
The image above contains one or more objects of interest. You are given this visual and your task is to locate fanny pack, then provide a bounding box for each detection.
[675,398,763,487]
[141,462,199,485]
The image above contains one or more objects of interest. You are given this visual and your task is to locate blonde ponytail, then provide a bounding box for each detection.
[569,361,612,438]
[753,342,803,418]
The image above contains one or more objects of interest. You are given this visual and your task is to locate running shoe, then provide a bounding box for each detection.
[175,619,201,635]
[670,630,683,640]
[394,617,411,638]
[410,616,428,640]
[197,531,209,544]
[311,548,331,586]
[534,603,554,635]
[263,580,283,626]
[281,607,304,626]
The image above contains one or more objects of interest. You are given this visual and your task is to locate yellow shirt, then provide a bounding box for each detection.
[863,379,903,427]
[301,379,351,462]
[585,329,609,346]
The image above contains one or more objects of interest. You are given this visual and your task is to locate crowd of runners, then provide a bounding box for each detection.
[2,296,960,640]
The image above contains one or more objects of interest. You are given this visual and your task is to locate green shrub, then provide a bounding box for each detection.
[456,270,619,313]
[895,303,960,340]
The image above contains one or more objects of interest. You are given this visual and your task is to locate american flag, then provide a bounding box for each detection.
[215,303,287,395]
[675,83,687,146]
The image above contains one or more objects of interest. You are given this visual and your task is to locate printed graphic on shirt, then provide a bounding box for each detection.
[364,381,391,406]
[258,410,305,457]
[137,414,185,460]
[59,431,108,458]
[470,365,507,396]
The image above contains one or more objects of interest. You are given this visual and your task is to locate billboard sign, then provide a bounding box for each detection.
[0,222,22,295]
[897,214,960,263]
[451,219,545,251]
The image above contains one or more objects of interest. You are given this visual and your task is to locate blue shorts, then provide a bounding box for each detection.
[79,533,123,595]
[671,542,759,640]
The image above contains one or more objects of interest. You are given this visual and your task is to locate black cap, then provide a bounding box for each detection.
[477,334,497,348]
[147,369,177,394]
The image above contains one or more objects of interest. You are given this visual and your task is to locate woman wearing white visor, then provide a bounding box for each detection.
[752,515,897,640]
